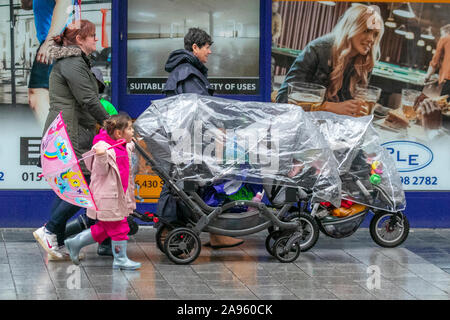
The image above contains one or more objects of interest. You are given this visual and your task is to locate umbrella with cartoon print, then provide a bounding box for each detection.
[39,112,98,209]
[39,113,126,209]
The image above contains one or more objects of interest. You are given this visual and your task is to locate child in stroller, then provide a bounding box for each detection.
[266,112,409,253]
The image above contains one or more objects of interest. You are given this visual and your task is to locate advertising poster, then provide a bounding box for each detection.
[0,0,112,190]
[271,0,450,191]
[126,0,260,95]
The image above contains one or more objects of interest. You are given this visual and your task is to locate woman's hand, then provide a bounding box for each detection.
[417,98,439,115]
[323,100,366,117]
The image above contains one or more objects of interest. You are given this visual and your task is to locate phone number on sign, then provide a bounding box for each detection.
[21,172,43,182]
[400,176,438,186]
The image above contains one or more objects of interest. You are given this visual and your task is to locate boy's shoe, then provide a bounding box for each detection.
[33,226,62,260]
[47,246,85,261]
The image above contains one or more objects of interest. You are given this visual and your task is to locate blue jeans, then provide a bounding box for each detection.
[45,198,83,246]
[45,175,91,246]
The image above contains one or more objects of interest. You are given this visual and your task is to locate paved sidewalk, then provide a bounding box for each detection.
[0,227,449,300]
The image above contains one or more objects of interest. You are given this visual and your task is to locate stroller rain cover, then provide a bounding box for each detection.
[307,112,406,212]
[133,94,342,207]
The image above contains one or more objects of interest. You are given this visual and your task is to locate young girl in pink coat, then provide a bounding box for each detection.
[65,113,141,270]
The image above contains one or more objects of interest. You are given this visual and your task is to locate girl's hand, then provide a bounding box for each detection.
[94,144,107,156]
[324,100,366,117]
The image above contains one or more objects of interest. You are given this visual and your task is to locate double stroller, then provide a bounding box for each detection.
[133,94,342,264]
[133,94,409,264]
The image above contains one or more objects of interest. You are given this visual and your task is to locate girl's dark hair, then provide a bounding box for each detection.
[53,19,96,46]
[104,113,132,137]
[184,27,213,51]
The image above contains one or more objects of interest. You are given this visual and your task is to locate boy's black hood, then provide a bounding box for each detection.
[164,49,208,75]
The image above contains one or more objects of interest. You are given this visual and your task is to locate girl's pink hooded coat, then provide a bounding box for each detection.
[83,140,136,222]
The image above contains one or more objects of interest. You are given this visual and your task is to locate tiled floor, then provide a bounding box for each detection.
[1,227,449,300]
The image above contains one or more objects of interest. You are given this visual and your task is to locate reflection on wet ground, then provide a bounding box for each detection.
[1,227,449,300]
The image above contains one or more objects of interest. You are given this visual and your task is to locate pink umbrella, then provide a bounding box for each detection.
[40,112,124,209]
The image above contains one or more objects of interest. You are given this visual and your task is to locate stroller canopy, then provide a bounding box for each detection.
[134,94,342,207]
[308,112,406,212]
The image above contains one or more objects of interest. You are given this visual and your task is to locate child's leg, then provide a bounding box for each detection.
[64,225,98,265]
[103,218,140,270]
[106,218,130,242]
[90,222,110,244]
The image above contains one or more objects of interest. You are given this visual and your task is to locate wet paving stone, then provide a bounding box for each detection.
[1,227,450,300]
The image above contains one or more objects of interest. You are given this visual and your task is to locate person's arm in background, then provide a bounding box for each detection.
[61,58,109,124]
[37,0,73,64]
[276,44,319,103]
[424,37,444,82]
[319,100,364,116]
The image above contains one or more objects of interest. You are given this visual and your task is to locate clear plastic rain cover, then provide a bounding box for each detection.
[307,112,406,212]
[133,94,342,207]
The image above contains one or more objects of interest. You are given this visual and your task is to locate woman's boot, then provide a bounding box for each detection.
[64,228,96,265]
[111,240,141,270]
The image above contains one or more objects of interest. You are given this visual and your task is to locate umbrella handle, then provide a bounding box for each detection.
[107,139,127,149]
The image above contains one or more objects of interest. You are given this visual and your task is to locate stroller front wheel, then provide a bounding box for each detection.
[369,211,409,248]
[265,230,282,256]
[273,236,301,263]
[287,212,319,252]
[155,221,184,253]
[164,227,201,265]
[267,212,319,252]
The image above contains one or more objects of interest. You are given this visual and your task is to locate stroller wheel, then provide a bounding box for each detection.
[155,221,184,253]
[273,235,301,263]
[156,225,170,253]
[285,212,319,252]
[265,230,282,256]
[163,228,201,265]
[370,211,410,248]
[269,212,319,252]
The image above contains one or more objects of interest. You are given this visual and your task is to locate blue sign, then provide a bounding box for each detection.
[382,141,433,172]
